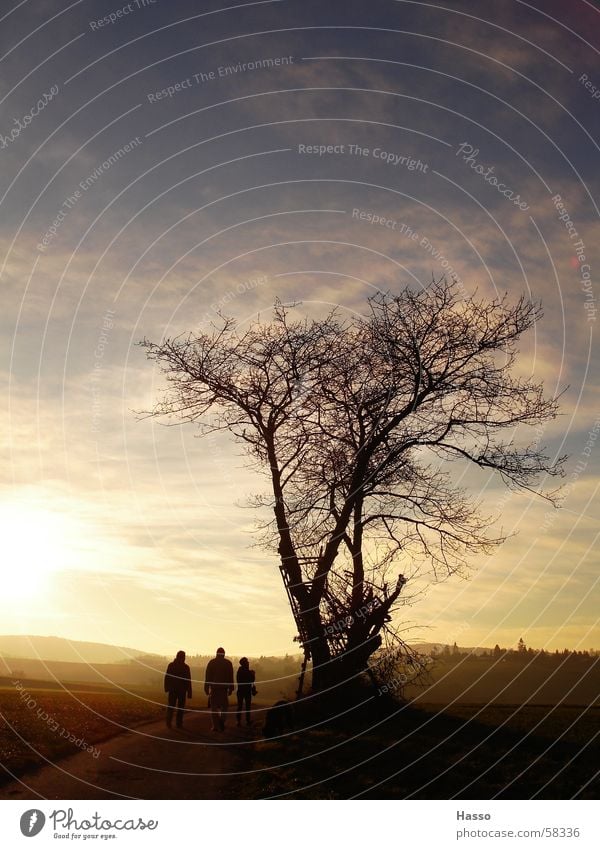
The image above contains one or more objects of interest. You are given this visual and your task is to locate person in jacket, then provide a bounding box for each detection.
[204,647,234,731]
[236,657,256,727]
[164,650,192,729]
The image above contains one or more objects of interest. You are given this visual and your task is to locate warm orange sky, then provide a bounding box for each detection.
[1,0,598,657]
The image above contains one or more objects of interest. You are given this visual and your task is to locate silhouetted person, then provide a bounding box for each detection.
[236,657,256,727]
[164,650,192,729]
[204,647,234,731]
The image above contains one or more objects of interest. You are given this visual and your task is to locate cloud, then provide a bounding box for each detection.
[2,0,598,653]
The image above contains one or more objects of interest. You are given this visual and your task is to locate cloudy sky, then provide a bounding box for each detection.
[1,0,598,658]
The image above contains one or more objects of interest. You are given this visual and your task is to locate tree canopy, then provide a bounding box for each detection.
[141,279,564,691]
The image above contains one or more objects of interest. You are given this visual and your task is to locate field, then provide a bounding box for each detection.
[241,654,600,799]
[245,700,600,799]
[1,655,598,799]
[405,655,600,705]
[0,681,163,785]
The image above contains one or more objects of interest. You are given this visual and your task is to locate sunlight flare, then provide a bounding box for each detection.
[0,502,87,602]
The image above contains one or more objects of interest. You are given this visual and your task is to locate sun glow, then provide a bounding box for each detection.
[0,502,85,602]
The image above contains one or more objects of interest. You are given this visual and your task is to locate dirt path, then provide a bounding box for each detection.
[0,710,261,800]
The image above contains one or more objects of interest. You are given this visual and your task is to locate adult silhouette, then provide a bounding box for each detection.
[204,647,234,731]
[164,650,192,729]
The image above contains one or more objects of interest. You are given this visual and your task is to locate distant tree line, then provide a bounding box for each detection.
[429,640,598,661]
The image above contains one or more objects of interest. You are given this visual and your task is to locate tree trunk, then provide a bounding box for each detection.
[297,604,331,691]
[309,629,381,691]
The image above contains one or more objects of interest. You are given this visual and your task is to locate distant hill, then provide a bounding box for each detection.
[0,635,147,664]
[0,635,490,667]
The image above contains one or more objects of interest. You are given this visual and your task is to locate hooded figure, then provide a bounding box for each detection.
[204,647,234,731]
[164,650,192,729]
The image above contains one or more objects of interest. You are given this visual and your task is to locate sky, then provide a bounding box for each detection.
[1,0,599,658]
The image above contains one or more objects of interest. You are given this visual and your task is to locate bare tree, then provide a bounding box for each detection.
[140,279,564,692]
